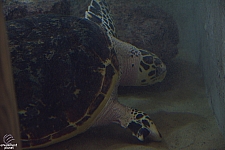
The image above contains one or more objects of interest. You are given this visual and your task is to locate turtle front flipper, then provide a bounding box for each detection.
[92,99,162,142]
[114,102,162,141]
[117,106,162,142]
[126,108,162,141]
[85,0,116,37]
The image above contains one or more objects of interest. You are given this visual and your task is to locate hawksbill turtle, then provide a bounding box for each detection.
[7,0,166,149]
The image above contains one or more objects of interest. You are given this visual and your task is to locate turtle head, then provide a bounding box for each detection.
[138,49,166,86]
[128,109,162,142]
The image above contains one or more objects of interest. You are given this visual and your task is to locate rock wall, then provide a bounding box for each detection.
[198,0,225,138]
[150,0,225,138]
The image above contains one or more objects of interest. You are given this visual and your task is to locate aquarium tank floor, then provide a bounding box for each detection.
[39,57,225,150]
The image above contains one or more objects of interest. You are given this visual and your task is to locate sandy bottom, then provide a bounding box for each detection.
[41,58,225,150]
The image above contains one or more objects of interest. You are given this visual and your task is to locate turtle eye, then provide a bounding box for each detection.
[154,58,162,66]
[143,56,153,65]
[148,70,155,77]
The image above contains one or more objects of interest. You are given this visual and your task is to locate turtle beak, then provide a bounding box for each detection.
[156,63,167,82]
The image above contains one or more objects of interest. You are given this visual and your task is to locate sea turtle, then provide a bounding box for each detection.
[7,0,166,149]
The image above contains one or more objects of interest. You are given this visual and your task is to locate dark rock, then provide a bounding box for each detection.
[107,1,179,63]
[70,0,179,63]
[3,0,179,62]
[3,0,70,21]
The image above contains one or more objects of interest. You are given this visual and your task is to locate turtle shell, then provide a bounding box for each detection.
[7,15,119,148]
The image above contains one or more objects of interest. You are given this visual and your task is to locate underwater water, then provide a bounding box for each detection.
[3,0,225,149]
